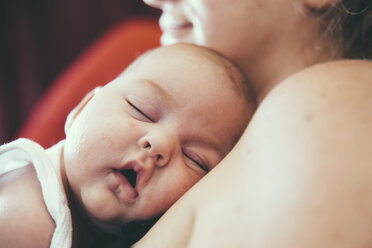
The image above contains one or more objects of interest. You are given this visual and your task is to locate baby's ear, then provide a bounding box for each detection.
[64,87,101,135]
[303,0,340,13]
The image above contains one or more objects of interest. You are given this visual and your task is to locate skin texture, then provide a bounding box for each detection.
[0,165,55,248]
[136,0,372,247]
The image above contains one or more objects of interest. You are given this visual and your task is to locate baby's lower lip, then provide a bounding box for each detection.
[113,170,138,200]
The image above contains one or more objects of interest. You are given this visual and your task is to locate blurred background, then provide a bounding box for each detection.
[0,0,159,144]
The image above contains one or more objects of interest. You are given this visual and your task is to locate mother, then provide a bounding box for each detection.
[134,0,372,247]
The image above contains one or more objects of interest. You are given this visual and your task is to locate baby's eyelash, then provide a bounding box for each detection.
[184,152,209,173]
[126,100,154,122]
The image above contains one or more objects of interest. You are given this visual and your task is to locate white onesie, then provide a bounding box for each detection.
[0,138,72,248]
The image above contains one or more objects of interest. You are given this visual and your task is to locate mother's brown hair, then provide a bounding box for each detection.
[315,0,372,59]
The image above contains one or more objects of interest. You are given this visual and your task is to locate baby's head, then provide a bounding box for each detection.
[63,43,256,233]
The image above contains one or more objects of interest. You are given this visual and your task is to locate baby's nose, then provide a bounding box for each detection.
[139,129,176,167]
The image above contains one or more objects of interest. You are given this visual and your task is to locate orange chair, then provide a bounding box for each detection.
[17,18,161,148]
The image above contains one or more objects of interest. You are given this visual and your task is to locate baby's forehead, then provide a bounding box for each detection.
[120,44,217,78]
[148,44,228,67]
[140,45,243,85]
[119,43,252,106]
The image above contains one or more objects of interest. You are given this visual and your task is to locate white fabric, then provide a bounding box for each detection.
[0,138,72,248]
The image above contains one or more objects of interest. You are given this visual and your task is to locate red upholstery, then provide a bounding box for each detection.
[17,18,161,148]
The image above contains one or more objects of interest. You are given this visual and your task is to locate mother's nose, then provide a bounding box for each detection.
[143,0,177,9]
[138,129,176,167]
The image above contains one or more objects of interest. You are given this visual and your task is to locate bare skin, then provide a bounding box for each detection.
[134,60,372,248]
[137,0,372,246]
[0,160,112,248]
[0,165,55,248]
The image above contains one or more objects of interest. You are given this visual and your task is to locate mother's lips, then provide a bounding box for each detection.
[163,22,193,31]
[159,14,193,33]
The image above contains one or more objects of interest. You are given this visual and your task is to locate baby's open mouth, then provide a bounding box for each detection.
[120,169,137,188]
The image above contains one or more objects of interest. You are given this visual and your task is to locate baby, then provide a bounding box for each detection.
[0,43,256,247]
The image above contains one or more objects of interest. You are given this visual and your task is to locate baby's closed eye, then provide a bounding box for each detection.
[126,99,154,122]
[182,148,209,173]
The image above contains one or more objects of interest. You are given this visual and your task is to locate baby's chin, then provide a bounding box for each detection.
[82,202,126,234]
[87,214,161,246]
[120,216,162,245]
[88,215,124,235]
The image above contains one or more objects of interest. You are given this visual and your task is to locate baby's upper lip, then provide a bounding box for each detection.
[118,160,144,191]
[159,12,193,32]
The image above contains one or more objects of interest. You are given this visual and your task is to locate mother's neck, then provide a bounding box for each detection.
[239,28,337,103]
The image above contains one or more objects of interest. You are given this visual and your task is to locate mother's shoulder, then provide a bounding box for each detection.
[283,59,372,83]
[267,59,372,102]
[217,59,372,248]
[247,59,372,170]
[255,59,372,119]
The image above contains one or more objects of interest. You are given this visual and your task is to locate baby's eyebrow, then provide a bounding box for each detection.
[138,78,176,106]
[202,135,227,158]
[188,132,227,163]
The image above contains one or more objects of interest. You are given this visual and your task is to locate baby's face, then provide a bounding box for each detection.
[63,45,251,232]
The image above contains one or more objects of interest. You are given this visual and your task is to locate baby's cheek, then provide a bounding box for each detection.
[166,176,199,203]
[146,171,202,216]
